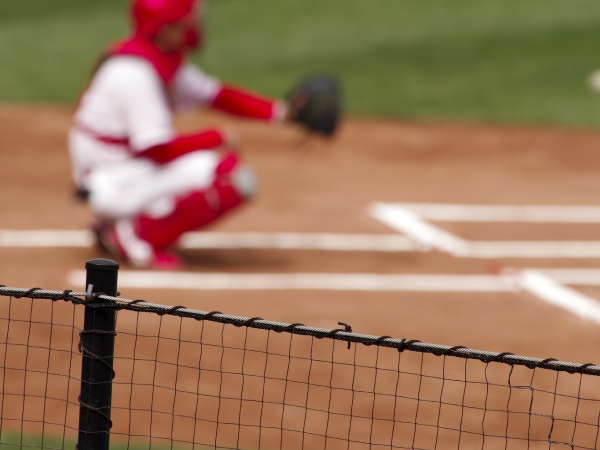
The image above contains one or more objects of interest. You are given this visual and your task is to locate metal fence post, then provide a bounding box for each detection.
[77,258,119,450]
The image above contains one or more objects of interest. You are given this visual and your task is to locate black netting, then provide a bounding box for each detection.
[1,288,599,449]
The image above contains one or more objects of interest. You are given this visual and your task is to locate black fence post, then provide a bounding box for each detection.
[77,258,119,450]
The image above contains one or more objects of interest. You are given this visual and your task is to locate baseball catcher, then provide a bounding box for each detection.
[69,0,342,269]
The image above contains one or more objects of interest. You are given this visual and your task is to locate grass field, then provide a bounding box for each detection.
[0,432,200,450]
[2,0,600,126]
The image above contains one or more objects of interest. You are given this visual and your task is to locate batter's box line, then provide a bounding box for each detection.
[65,269,600,325]
[369,202,600,258]
[0,230,419,252]
[368,202,600,325]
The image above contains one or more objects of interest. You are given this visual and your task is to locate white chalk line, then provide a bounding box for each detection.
[5,202,600,250]
[0,230,417,252]
[180,232,418,252]
[10,226,600,259]
[68,268,600,289]
[369,203,469,255]
[66,268,600,325]
[515,270,600,325]
[369,203,600,323]
[0,230,95,248]
[369,203,600,258]
[67,271,517,292]
[67,268,600,290]
[533,268,600,286]
[394,203,600,223]
[465,242,600,259]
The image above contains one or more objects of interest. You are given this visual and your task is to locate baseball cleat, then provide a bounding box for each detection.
[96,219,182,270]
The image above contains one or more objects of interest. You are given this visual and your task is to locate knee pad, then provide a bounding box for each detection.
[215,152,257,200]
[230,164,257,200]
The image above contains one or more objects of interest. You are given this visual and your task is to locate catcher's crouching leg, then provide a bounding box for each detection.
[136,152,255,256]
[98,152,256,269]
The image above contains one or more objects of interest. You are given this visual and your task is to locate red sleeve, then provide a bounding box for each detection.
[211,84,275,120]
[137,128,224,164]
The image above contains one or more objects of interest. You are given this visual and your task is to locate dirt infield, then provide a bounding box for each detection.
[2,105,600,447]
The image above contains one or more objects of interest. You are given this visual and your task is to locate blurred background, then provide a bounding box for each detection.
[3,0,600,126]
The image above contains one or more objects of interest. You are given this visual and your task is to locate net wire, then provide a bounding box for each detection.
[1,286,599,449]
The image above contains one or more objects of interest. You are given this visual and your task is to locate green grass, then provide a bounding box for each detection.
[0,432,215,450]
[3,0,600,126]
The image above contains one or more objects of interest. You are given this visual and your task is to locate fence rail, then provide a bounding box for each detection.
[1,285,598,377]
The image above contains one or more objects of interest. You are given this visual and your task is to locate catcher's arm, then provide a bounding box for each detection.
[287,74,342,136]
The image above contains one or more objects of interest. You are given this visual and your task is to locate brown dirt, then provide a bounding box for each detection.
[2,105,600,448]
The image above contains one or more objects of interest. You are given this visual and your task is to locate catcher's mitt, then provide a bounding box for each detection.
[287,74,342,136]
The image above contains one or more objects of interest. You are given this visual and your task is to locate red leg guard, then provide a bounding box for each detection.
[135,153,247,249]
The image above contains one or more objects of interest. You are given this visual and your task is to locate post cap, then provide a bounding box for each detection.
[85,258,120,272]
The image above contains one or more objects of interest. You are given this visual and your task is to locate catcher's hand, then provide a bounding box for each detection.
[287,74,342,136]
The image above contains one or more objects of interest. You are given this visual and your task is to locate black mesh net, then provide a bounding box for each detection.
[1,291,600,450]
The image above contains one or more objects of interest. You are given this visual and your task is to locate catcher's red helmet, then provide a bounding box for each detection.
[132,0,199,38]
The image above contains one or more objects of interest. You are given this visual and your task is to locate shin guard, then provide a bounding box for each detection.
[135,153,250,249]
